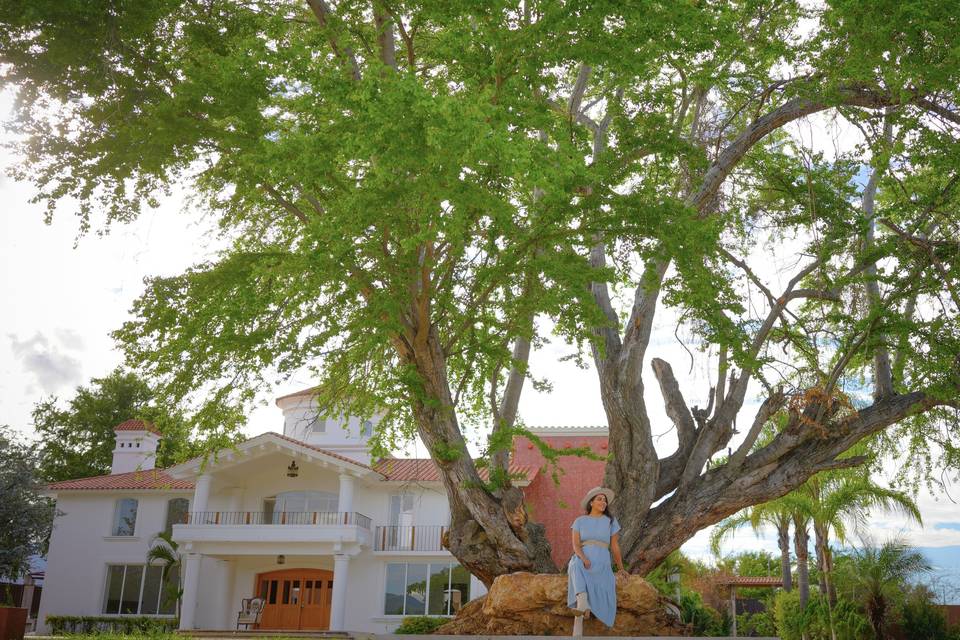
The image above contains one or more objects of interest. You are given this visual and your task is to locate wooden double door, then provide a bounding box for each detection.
[256,568,333,630]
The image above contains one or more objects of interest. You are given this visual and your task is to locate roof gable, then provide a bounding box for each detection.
[164,431,381,480]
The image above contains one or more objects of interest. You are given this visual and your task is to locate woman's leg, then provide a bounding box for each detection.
[576,592,591,618]
[571,591,590,636]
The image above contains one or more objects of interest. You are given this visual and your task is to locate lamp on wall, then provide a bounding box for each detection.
[286,460,299,478]
[277,554,286,565]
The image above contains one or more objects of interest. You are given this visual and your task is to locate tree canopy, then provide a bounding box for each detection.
[0,426,55,582]
[2,1,958,582]
[32,368,211,482]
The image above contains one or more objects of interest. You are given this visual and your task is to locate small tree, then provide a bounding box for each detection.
[843,537,931,640]
[0,426,55,600]
[146,531,183,619]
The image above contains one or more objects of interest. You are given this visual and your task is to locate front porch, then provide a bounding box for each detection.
[177,554,358,634]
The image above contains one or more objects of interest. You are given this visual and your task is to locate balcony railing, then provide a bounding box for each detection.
[374,525,446,552]
[183,511,372,529]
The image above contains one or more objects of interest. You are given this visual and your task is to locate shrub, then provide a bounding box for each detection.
[773,591,871,640]
[679,591,729,636]
[393,615,448,634]
[901,593,951,640]
[46,615,177,635]
[738,609,776,636]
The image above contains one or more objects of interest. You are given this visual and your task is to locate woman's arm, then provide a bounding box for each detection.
[572,528,591,569]
[611,532,628,576]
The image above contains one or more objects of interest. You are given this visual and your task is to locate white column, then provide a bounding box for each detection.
[338,473,355,517]
[221,559,237,629]
[330,554,350,631]
[180,554,202,630]
[193,474,212,514]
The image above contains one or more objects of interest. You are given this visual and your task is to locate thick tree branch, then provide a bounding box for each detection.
[568,64,591,116]
[373,3,397,70]
[725,388,786,473]
[651,358,696,448]
[624,388,947,572]
[262,184,310,224]
[862,110,895,399]
[305,0,362,81]
[690,86,916,215]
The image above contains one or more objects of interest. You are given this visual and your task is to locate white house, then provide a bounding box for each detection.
[38,388,536,633]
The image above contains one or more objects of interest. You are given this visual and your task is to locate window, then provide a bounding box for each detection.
[387,493,415,549]
[383,563,469,616]
[164,498,189,535]
[112,498,138,536]
[361,420,373,438]
[265,491,339,523]
[310,416,326,433]
[102,564,179,615]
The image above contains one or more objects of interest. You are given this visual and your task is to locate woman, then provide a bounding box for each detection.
[567,486,629,636]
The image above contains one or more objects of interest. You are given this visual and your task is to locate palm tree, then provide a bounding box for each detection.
[844,537,930,640]
[802,472,922,607]
[710,499,794,592]
[147,531,183,618]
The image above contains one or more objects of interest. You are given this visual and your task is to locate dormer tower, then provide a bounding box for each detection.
[275,388,376,464]
[110,419,161,474]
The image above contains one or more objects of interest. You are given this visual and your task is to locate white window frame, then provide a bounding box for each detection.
[382,562,467,617]
[102,564,177,616]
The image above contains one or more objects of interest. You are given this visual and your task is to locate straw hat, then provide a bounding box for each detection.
[580,486,615,511]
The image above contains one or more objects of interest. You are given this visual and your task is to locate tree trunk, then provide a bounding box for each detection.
[793,517,810,609]
[814,524,829,597]
[401,324,556,585]
[825,546,837,606]
[777,521,793,592]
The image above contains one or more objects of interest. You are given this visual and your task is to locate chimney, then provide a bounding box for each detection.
[111,420,161,474]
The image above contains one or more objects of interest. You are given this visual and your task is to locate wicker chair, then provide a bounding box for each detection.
[236,597,264,630]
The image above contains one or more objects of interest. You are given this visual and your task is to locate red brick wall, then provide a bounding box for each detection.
[514,433,609,568]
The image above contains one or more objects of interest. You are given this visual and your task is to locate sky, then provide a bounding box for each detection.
[1,88,958,602]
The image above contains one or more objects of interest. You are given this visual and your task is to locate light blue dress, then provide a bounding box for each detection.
[567,515,620,627]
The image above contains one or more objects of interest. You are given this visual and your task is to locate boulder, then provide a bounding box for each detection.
[435,572,689,636]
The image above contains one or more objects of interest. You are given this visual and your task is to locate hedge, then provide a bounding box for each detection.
[46,615,178,635]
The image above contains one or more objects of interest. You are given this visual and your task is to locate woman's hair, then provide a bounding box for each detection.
[584,494,613,521]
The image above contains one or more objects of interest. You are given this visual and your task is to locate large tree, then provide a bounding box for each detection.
[2,2,958,585]
[32,369,212,482]
[0,426,55,584]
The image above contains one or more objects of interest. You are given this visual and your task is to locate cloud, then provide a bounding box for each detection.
[53,328,85,350]
[8,332,84,393]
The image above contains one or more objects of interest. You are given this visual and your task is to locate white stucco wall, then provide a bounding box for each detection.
[37,490,191,633]
[276,397,381,463]
[40,447,480,633]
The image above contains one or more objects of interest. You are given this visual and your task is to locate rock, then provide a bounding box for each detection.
[435,572,689,636]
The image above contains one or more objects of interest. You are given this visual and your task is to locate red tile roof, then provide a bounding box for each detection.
[47,469,194,491]
[714,576,784,587]
[375,457,537,483]
[114,419,162,436]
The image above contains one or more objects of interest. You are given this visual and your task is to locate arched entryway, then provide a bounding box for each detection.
[255,568,333,630]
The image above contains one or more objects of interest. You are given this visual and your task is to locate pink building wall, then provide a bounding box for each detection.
[513,432,609,568]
